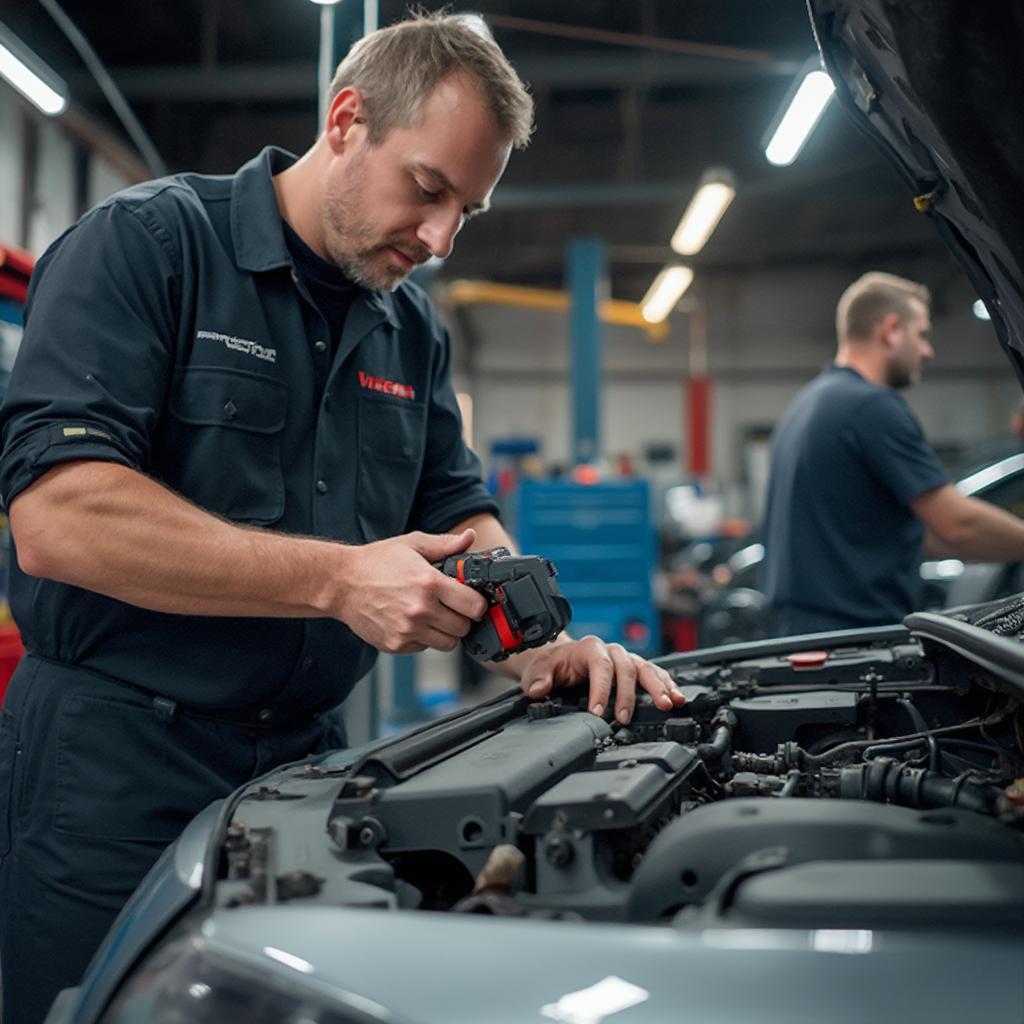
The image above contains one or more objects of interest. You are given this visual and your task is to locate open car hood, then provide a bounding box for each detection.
[808,0,1024,386]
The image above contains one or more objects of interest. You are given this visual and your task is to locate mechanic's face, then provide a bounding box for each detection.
[322,75,510,290]
[885,299,933,389]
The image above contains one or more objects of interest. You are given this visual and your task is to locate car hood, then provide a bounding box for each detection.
[808,0,1024,385]
[195,906,1022,1024]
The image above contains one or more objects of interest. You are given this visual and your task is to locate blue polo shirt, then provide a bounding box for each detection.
[0,147,498,714]
[761,364,948,633]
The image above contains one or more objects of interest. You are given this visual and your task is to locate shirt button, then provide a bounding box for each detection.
[314,340,327,354]
[301,656,314,672]
[316,480,328,494]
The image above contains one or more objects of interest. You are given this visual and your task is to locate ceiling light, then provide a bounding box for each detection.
[972,299,991,321]
[0,20,67,116]
[641,266,693,323]
[764,61,834,167]
[671,169,736,256]
[307,1,343,5]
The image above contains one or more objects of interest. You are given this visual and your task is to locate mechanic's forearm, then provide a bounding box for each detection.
[8,460,347,617]
[936,496,1024,561]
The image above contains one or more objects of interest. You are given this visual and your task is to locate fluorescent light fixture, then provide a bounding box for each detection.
[764,61,835,167]
[641,265,693,323]
[0,20,68,116]
[308,0,342,5]
[671,169,736,256]
[973,299,991,321]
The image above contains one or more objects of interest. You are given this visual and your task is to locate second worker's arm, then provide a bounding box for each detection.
[913,483,1024,561]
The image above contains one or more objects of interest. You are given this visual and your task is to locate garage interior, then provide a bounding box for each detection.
[0,0,1018,735]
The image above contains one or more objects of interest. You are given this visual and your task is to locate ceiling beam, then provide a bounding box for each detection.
[65,51,800,104]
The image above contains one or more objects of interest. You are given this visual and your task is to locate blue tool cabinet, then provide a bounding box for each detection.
[514,479,657,656]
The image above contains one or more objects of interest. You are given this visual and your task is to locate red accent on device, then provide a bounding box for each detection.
[488,604,523,653]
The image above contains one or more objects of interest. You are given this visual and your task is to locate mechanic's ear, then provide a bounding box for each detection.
[324,87,367,151]
[880,312,902,349]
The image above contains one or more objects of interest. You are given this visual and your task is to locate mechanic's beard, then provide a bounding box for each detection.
[886,358,914,390]
[322,168,429,291]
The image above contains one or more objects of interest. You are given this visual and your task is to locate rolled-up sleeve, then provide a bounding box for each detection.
[407,320,499,533]
[0,200,179,509]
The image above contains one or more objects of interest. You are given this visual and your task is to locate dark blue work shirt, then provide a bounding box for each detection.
[281,219,358,358]
[761,364,948,633]
[0,147,498,714]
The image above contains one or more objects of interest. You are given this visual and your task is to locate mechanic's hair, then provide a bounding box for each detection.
[327,11,534,149]
[836,272,931,342]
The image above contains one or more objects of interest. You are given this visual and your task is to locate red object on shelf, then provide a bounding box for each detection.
[0,245,34,280]
[0,624,25,706]
[663,614,698,653]
[0,274,28,304]
[0,244,34,305]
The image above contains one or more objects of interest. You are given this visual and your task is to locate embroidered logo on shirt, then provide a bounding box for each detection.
[358,370,416,401]
[196,329,277,364]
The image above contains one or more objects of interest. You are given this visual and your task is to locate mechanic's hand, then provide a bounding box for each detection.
[335,529,488,654]
[516,635,686,724]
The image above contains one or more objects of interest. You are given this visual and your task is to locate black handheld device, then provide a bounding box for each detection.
[434,547,572,662]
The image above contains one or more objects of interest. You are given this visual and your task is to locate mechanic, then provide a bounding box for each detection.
[0,13,685,1022]
[762,271,1024,636]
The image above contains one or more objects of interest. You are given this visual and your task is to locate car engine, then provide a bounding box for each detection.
[204,604,1024,934]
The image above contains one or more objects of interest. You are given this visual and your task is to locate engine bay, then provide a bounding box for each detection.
[207,609,1024,933]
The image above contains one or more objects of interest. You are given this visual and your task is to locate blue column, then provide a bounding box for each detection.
[389,653,423,724]
[568,238,606,466]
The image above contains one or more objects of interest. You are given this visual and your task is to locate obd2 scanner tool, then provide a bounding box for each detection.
[434,547,572,661]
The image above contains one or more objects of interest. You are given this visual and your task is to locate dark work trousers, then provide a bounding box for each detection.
[0,654,345,1024]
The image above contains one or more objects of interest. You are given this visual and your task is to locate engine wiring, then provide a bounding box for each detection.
[802,709,1011,768]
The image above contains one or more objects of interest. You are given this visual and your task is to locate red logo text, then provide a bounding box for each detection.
[358,370,416,401]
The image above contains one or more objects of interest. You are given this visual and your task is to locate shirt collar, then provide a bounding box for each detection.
[230,145,399,328]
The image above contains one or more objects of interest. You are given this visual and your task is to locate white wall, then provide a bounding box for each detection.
[26,120,76,256]
[451,303,693,480]
[442,261,1020,523]
[87,155,131,209]
[0,91,22,247]
[0,96,133,256]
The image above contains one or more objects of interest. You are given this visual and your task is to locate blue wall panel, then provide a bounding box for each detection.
[515,479,657,655]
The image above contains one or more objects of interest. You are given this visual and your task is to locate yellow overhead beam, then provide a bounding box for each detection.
[441,279,670,343]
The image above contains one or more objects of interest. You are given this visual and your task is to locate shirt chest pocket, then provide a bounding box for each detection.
[356,392,426,541]
[167,366,288,525]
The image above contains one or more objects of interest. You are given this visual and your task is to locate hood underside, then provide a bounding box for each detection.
[809,0,1024,386]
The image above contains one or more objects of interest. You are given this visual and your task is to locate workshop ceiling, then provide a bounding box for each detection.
[1,0,949,299]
